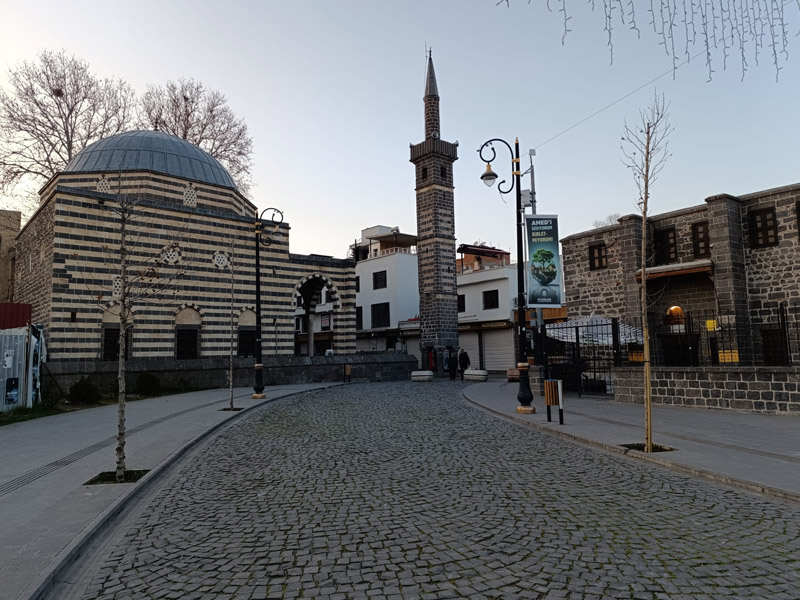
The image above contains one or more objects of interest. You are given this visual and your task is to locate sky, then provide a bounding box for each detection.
[1,1,799,258]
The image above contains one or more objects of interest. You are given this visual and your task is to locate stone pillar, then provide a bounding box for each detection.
[705,193,753,364]
[617,214,644,319]
[307,313,315,357]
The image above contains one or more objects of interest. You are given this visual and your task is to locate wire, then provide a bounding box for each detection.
[533,0,797,150]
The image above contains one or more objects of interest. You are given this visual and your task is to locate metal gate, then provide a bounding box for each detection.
[539,317,624,395]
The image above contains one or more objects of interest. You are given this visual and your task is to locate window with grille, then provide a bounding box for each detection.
[750,207,778,248]
[589,244,607,270]
[102,327,130,361]
[373,270,387,290]
[371,303,390,328]
[653,228,677,265]
[103,327,120,361]
[237,328,256,357]
[457,294,465,312]
[482,290,499,310]
[692,221,710,258]
[176,326,199,359]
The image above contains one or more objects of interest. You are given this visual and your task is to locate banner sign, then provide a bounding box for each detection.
[526,215,563,308]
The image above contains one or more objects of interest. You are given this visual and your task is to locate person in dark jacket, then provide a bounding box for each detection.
[448,347,458,380]
[458,349,470,380]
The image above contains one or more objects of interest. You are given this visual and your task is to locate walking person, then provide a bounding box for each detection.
[448,347,458,380]
[458,349,470,380]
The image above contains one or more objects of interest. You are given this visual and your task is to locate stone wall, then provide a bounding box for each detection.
[562,223,626,318]
[0,210,20,303]
[614,365,800,413]
[43,352,418,397]
[14,199,55,325]
[16,173,356,361]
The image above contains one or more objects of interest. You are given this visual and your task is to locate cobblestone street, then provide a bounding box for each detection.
[79,383,800,599]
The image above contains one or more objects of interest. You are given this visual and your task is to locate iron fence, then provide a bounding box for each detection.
[538,303,800,393]
[620,302,800,367]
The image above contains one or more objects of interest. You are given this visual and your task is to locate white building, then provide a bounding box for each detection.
[350,227,552,373]
[350,226,419,353]
[454,261,518,372]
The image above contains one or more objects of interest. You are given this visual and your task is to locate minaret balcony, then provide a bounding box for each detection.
[410,138,458,161]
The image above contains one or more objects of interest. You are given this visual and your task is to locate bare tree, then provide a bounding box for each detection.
[139,79,253,195]
[592,212,621,228]
[0,50,136,193]
[620,91,674,453]
[503,1,799,79]
[92,187,193,482]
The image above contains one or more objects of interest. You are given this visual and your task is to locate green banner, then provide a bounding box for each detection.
[526,215,562,308]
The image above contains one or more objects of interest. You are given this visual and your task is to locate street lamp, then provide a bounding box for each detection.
[253,207,284,399]
[478,138,535,413]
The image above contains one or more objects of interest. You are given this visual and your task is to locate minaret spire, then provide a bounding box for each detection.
[424,51,440,140]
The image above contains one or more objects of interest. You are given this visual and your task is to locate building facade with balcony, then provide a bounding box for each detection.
[561,182,800,412]
[350,226,419,353]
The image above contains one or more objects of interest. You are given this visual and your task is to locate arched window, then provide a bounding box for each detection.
[664,305,686,325]
[101,305,131,361]
[663,305,687,333]
[237,309,256,357]
[175,307,201,359]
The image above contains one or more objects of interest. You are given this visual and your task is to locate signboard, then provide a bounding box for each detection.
[526,215,563,308]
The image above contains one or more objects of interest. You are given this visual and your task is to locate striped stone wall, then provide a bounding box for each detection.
[15,170,356,361]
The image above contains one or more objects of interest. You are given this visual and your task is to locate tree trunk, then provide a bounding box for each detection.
[116,305,128,482]
[229,245,235,410]
[116,209,129,483]
[641,122,653,454]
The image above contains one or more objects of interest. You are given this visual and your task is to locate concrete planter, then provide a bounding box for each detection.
[411,370,434,382]
[465,369,489,382]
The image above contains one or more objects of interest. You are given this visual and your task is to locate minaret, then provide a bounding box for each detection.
[410,52,458,374]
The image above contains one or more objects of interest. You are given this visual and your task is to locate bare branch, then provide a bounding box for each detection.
[0,50,136,193]
[139,78,254,195]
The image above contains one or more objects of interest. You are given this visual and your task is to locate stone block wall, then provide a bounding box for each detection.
[43,352,418,397]
[562,223,626,318]
[0,210,20,303]
[14,200,55,325]
[614,365,800,413]
[15,172,356,361]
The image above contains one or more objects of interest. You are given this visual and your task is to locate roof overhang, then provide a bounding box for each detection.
[457,244,510,258]
[369,231,417,246]
[636,259,713,282]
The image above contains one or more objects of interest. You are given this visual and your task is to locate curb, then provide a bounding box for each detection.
[462,388,800,506]
[23,385,340,600]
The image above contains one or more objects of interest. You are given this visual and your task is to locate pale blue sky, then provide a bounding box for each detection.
[2,1,798,256]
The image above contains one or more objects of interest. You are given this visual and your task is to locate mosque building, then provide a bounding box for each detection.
[12,130,364,386]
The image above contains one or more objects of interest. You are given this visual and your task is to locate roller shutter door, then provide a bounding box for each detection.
[403,334,421,369]
[483,328,515,372]
[458,331,480,369]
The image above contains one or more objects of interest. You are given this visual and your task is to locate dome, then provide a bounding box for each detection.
[64,130,238,191]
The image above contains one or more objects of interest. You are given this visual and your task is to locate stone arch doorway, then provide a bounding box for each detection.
[293,274,342,357]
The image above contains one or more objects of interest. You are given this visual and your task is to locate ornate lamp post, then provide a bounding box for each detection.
[478,138,534,413]
[252,207,284,399]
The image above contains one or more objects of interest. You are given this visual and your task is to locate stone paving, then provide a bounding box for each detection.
[78,383,800,599]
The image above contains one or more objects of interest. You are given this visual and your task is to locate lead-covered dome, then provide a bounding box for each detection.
[64,130,237,190]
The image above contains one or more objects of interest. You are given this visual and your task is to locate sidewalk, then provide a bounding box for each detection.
[3,381,799,600]
[0,383,340,600]
[463,380,800,503]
